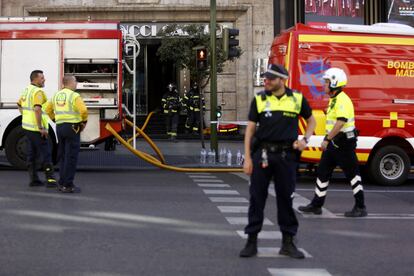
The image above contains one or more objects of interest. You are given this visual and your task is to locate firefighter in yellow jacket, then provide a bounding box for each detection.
[17,70,56,187]
[299,67,367,217]
[45,75,88,193]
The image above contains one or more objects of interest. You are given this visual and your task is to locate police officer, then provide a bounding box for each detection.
[17,70,57,187]
[299,68,367,217]
[46,75,88,193]
[240,64,316,259]
[184,82,205,134]
[161,83,181,140]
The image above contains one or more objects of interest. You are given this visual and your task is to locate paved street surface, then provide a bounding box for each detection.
[1,160,414,276]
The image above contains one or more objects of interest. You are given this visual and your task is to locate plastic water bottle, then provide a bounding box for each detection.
[226,150,232,166]
[236,150,242,166]
[200,148,207,164]
[219,148,226,163]
[207,149,213,164]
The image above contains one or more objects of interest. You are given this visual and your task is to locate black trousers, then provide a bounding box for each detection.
[57,123,80,187]
[24,130,52,167]
[166,112,179,136]
[245,149,299,236]
[185,110,201,132]
[311,139,365,208]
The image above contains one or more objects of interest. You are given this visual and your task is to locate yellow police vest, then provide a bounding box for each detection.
[52,88,82,124]
[255,91,303,115]
[326,91,355,134]
[20,84,49,132]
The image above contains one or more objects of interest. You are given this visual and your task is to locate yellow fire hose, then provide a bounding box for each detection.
[127,111,154,144]
[105,122,243,173]
[125,118,166,164]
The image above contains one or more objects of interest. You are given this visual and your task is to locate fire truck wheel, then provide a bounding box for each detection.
[368,145,410,186]
[4,126,28,170]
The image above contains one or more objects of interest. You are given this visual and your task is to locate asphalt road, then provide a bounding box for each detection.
[1,167,413,276]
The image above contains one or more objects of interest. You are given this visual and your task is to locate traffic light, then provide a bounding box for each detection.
[216,105,222,119]
[222,28,240,60]
[196,48,208,70]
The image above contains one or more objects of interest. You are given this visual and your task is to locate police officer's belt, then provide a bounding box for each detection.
[261,142,292,153]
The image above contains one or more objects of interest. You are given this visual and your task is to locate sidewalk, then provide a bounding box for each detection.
[75,139,244,170]
[0,138,244,170]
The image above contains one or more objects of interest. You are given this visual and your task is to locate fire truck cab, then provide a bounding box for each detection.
[0,19,124,169]
[269,22,414,186]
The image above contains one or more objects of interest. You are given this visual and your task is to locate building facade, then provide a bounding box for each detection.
[0,0,412,122]
[0,0,275,122]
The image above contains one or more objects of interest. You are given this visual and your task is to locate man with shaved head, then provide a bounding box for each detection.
[45,75,88,193]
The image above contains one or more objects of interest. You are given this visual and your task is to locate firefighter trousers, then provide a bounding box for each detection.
[311,139,365,208]
[57,123,81,187]
[185,110,200,132]
[165,112,179,136]
[245,149,299,236]
[24,129,52,167]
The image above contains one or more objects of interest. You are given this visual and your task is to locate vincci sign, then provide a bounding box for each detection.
[120,23,231,39]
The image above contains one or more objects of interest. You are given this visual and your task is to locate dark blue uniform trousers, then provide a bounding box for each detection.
[245,149,299,236]
[57,123,80,187]
[24,129,52,166]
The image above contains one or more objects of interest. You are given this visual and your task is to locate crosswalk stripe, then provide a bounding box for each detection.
[268,268,332,276]
[225,217,273,225]
[186,173,211,176]
[258,247,312,258]
[188,175,217,179]
[217,206,248,213]
[237,230,281,240]
[203,190,239,195]
[209,197,249,203]
[193,179,224,183]
[198,184,230,188]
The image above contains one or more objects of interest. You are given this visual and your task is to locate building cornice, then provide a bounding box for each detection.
[25,5,250,22]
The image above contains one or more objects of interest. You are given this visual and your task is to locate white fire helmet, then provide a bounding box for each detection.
[322,68,347,89]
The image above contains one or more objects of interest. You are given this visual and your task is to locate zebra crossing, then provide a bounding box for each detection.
[186,172,332,276]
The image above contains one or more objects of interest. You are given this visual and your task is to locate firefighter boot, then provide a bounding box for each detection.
[28,164,43,187]
[279,234,305,259]
[344,206,367,217]
[298,204,322,215]
[239,234,257,258]
[44,163,57,188]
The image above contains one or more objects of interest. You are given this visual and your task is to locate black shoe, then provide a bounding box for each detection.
[344,206,367,217]
[279,234,305,259]
[29,180,44,187]
[239,235,257,258]
[58,185,81,193]
[298,204,322,215]
[28,164,44,187]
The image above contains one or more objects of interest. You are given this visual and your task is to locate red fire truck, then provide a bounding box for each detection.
[0,19,127,169]
[269,22,414,185]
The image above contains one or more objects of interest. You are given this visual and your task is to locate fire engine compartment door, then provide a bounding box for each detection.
[63,39,118,59]
[0,40,60,103]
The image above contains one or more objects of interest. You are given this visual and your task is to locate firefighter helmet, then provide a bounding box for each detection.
[322,68,347,89]
[167,83,176,91]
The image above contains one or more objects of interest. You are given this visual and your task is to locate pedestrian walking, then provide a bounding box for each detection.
[299,67,367,217]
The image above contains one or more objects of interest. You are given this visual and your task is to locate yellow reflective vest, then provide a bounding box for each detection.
[20,84,49,132]
[326,91,355,134]
[52,88,82,124]
[255,91,303,115]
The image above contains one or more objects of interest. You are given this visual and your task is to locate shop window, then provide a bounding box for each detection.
[304,0,365,24]
[387,0,414,27]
